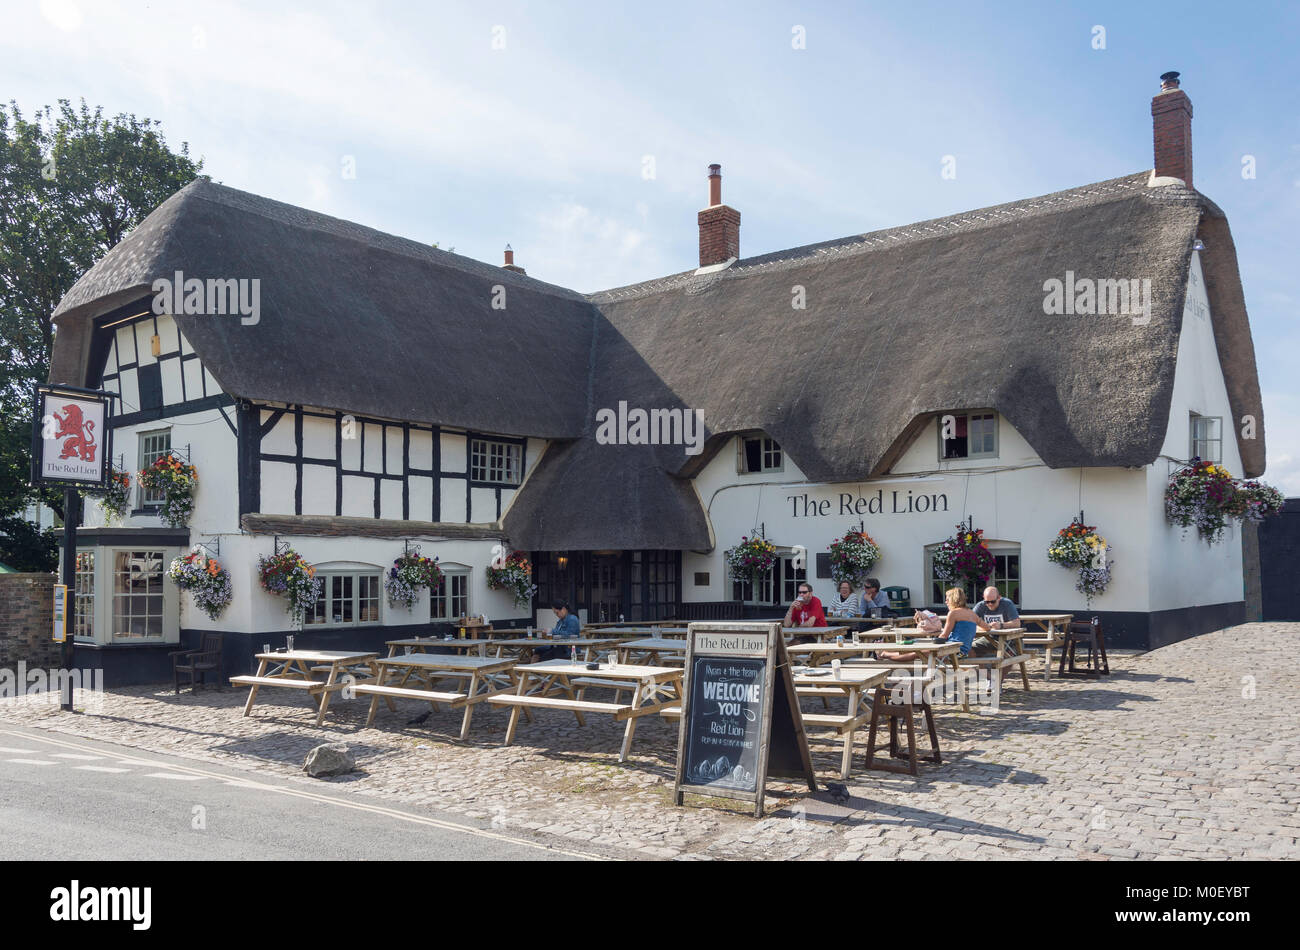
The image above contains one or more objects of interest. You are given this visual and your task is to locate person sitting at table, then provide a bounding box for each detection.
[860,578,891,617]
[879,587,989,663]
[826,580,861,619]
[784,582,827,628]
[971,585,1020,656]
[534,600,581,661]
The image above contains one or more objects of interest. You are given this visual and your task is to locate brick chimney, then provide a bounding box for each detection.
[1151,71,1193,189]
[698,163,740,268]
[502,244,526,275]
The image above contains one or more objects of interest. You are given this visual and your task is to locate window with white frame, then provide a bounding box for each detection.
[925,542,1021,608]
[430,570,470,621]
[138,429,172,505]
[112,550,165,640]
[1190,413,1222,464]
[304,571,383,626]
[730,552,803,605]
[74,550,95,641]
[939,412,997,460]
[470,439,522,485]
[738,436,783,474]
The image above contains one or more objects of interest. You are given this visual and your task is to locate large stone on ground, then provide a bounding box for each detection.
[303,743,355,777]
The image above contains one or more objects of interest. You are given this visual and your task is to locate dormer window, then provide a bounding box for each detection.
[939,412,997,460]
[738,436,783,474]
[1189,413,1221,464]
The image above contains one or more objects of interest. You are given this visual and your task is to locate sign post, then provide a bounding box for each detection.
[30,384,113,712]
[673,621,816,817]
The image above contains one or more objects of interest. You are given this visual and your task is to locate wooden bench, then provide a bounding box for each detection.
[229,676,329,691]
[351,684,467,705]
[489,693,633,720]
[1020,635,1065,681]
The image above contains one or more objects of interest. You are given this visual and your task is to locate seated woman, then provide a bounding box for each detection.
[879,587,990,663]
[826,580,861,619]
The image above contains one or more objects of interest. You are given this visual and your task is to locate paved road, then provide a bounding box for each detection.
[0,723,595,861]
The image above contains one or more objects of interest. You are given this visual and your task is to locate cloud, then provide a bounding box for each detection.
[39,0,83,32]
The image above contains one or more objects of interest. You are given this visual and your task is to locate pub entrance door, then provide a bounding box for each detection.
[589,553,623,623]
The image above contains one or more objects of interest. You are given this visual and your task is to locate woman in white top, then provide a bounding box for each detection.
[826,580,861,619]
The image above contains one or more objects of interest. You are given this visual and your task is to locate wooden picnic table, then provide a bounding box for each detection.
[954,627,1032,702]
[487,636,623,663]
[1015,614,1073,679]
[790,665,892,779]
[230,650,380,726]
[386,636,493,657]
[780,625,852,641]
[616,637,687,665]
[352,653,519,740]
[487,659,684,761]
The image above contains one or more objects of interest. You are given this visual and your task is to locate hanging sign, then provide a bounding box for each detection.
[30,385,113,488]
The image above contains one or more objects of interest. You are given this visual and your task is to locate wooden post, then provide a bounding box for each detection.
[59,488,80,712]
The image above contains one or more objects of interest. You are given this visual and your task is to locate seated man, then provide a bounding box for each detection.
[860,578,891,617]
[783,582,827,628]
[971,586,1020,656]
[534,600,581,661]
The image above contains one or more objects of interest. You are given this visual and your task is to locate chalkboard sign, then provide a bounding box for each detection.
[673,621,815,817]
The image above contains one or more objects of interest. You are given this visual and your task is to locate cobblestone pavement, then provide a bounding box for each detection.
[2,623,1296,860]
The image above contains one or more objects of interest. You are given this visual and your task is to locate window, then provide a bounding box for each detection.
[74,550,95,641]
[113,550,165,640]
[305,571,383,626]
[470,439,522,485]
[730,552,802,605]
[632,550,679,621]
[939,412,997,460]
[738,436,783,473]
[430,570,470,621]
[1190,414,1222,464]
[926,543,1021,607]
[138,429,172,505]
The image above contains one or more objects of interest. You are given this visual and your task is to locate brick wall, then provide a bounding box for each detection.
[1152,87,1193,188]
[698,205,740,267]
[0,573,60,672]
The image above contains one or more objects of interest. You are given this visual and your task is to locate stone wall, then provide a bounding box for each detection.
[0,573,60,672]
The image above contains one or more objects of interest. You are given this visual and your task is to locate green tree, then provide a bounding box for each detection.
[0,100,201,569]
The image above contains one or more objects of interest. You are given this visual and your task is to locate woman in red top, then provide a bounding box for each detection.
[784,582,827,627]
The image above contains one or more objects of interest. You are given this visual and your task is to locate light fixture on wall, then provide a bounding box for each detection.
[556,555,568,570]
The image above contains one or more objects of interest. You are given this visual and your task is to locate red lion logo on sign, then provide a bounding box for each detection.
[54,404,97,462]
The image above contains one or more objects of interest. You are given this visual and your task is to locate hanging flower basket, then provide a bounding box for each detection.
[827,529,881,587]
[723,534,777,588]
[94,467,132,524]
[1164,459,1284,544]
[931,523,995,591]
[168,548,233,621]
[486,551,537,609]
[386,549,443,609]
[257,548,322,628]
[138,453,198,528]
[1047,517,1112,606]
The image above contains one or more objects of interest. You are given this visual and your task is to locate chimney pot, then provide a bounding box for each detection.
[1159,71,1181,90]
[502,244,526,275]
[698,163,739,267]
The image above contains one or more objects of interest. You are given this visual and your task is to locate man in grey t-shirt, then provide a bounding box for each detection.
[971,587,1019,656]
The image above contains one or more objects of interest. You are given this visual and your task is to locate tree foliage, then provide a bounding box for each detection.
[0,99,202,551]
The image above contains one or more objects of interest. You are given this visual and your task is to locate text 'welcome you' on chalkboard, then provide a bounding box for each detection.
[683,655,765,791]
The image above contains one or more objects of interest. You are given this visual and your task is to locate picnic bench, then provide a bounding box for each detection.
[789,665,892,779]
[230,650,380,725]
[1016,614,1073,679]
[488,659,684,761]
[352,653,519,740]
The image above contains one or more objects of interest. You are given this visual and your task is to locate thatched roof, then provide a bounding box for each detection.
[51,172,1265,551]
[50,180,596,439]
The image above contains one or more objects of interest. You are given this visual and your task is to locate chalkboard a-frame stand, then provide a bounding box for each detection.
[673,621,816,817]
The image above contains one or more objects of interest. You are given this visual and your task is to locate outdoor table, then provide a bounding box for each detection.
[488,636,623,663]
[1016,614,1074,679]
[385,636,497,657]
[352,653,519,740]
[780,625,852,641]
[487,659,684,761]
[790,665,892,779]
[230,650,380,726]
[953,627,1031,700]
[616,637,687,665]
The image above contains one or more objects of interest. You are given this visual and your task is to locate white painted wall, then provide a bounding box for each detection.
[1145,252,1246,610]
